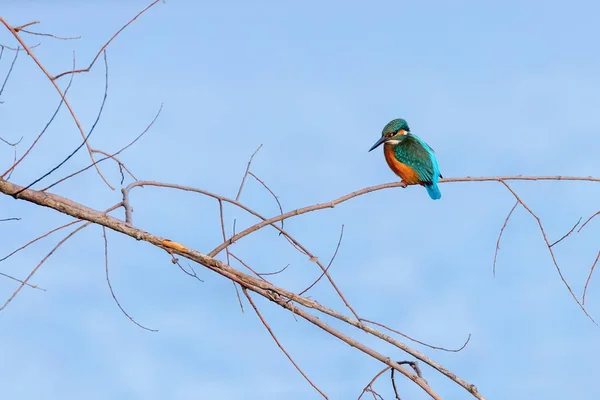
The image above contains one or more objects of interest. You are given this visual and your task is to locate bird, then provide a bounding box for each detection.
[369,118,442,200]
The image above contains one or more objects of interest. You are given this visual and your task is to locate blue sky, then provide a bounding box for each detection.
[2,1,600,399]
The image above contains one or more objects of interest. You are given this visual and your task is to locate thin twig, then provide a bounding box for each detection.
[0,18,112,188]
[0,217,20,222]
[236,144,262,201]
[52,0,161,80]
[1,65,76,179]
[19,29,81,41]
[0,271,46,291]
[248,171,284,230]
[578,210,600,233]
[170,255,204,282]
[298,224,344,296]
[361,318,471,352]
[357,366,391,400]
[582,251,600,306]
[12,51,109,195]
[1,222,90,310]
[218,199,244,313]
[391,361,424,400]
[42,104,162,193]
[0,46,18,99]
[243,288,328,399]
[493,201,518,277]
[499,180,596,324]
[0,219,82,263]
[550,217,582,247]
[103,226,157,331]
[258,264,290,276]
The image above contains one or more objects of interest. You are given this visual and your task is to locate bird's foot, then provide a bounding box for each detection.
[399,181,408,188]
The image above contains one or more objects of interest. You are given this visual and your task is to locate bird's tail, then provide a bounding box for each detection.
[425,182,442,200]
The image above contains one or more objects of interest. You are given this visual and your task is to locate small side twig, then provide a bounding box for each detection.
[582,251,600,305]
[243,288,328,399]
[298,224,344,296]
[235,144,262,201]
[493,201,518,277]
[550,217,582,247]
[391,361,424,400]
[361,318,471,353]
[103,226,158,332]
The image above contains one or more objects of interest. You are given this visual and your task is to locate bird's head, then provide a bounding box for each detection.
[368,118,411,152]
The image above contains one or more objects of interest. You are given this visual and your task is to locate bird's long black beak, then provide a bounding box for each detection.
[368,136,387,152]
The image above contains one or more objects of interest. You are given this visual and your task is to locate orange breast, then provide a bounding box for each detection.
[383,145,421,185]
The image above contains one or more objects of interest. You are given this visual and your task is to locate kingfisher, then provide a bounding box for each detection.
[369,118,442,200]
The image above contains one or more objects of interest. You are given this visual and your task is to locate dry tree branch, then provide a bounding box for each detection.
[0,43,40,51]
[0,271,46,291]
[498,180,596,324]
[12,51,109,196]
[0,179,482,399]
[0,18,111,188]
[1,221,90,311]
[213,176,600,257]
[169,255,204,283]
[236,144,262,201]
[582,251,600,306]
[102,226,158,332]
[51,0,161,81]
[19,29,81,41]
[493,201,518,277]
[243,287,327,399]
[0,45,18,100]
[391,361,424,400]
[579,210,600,233]
[42,104,162,193]
[0,219,82,263]
[0,0,159,188]
[0,203,121,310]
[360,318,471,353]
[1,56,76,179]
[0,217,21,222]
[256,263,290,277]
[124,180,361,320]
[298,224,344,296]
[550,217,582,248]
[358,365,391,400]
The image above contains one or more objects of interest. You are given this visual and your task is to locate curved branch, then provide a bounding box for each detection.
[0,178,484,400]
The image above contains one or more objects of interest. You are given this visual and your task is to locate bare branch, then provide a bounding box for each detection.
[0,19,112,188]
[493,201,518,277]
[102,226,158,332]
[42,104,162,193]
[298,224,344,296]
[0,217,21,222]
[0,271,46,291]
[1,57,76,179]
[361,318,471,353]
[236,144,263,201]
[499,180,596,324]
[550,217,582,247]
[0,179,483,399]
[0,46,18,100]
[243,288,327,399]
[0,219,82,263]
[12,51,109,196]
[583,251,600,306]
[579,210,600,233]
[51,0,161,80]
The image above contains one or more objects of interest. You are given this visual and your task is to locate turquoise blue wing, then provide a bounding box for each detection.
[394,135,441,183]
